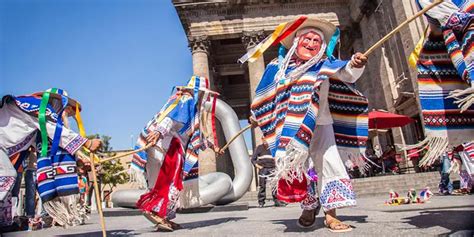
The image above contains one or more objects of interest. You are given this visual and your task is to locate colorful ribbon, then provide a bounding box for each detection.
[38,89,54,157]
[238,16,308,64]
[271,16,308,46]
[211,95,218,147]
[75,103,86,137]
[49,94,68,157]
[408,26,429,69]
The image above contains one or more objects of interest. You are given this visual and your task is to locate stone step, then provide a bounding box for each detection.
[238,172,460,202]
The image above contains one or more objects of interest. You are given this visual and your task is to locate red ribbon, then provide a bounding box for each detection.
[211,96,218,147]
[272,16,308,46]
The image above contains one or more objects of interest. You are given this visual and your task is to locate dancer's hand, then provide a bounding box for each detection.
[350,52,367,68]
[146,131,161,145]
[214,147,224,155]
[249,116,259,128]
[85,139,102,152]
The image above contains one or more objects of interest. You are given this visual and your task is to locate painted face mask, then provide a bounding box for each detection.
[295,30,323,61]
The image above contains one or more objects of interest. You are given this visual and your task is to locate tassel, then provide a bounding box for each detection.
[43,197,71,227]
[404,136,449,167]
[447,87,474,112]
[268,140,310,190]
[339,150,371,175]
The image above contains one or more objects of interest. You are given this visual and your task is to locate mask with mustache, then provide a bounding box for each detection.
[295,29,324,61]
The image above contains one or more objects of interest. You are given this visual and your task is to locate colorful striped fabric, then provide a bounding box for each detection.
[131,77,216,188]
[131,95,199,178]
[411,34,474,166]
[36,147,79,203]
[251,58,368,185]
[408,0,474,166]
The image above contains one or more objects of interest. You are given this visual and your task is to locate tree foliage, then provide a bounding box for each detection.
[86,134,129,199]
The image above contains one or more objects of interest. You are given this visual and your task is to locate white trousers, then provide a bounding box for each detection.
[306,125,356,211]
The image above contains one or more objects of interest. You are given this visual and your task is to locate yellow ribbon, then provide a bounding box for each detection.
[408,26,429,68]
[156,94,182,124]
[75,103,86,137]
[75,102,100,163]
[247,22,288,63]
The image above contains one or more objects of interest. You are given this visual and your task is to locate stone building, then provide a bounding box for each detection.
[173,0,428,176]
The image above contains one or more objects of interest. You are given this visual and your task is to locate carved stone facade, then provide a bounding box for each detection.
[173,0,426,175]
[242,30,266,49]
[188,36,211,54]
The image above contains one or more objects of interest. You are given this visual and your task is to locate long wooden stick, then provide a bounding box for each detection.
[89,152,107,237]
[219,124,252,153]
[363,0,443,57]
[98,143,160,163]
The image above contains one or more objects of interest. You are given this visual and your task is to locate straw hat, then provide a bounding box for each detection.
[176,76,220,96]
[32,88,81,112]
[280,17,337,49]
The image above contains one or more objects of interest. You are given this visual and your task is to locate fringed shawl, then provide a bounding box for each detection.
[251,58,368,184]
[131,92,214,188]
[408,1,474,166]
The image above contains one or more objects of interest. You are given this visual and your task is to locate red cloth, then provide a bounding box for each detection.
[369,110,414,129]
[136,138,184,218]
[277,175,308,203]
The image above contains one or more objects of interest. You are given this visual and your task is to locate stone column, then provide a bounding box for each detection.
[189,35,216,175]
[243,31,266,192]
[243,31,266,148]
[189,36,211,81]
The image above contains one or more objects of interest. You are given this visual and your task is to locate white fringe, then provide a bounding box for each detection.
[340,150,371,175]
[178,178,200,209]
[129,167,147,189]
[448,159,461,174]
[43,195,83,228]
[447,87,474,112]
[403,136,449,167]
[268,140,310,190]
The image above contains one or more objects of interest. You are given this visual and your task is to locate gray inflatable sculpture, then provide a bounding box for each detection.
[112,99,253,208]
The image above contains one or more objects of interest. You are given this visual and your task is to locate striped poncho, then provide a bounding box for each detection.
[251,58,369,186]
[408,0,474,166]
[131,90,216,209]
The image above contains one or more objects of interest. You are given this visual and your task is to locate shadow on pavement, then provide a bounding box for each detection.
[272,215,368,233]
[181,217,247,229]
[57,229,137,236]
[402,210,474,235]
[103,209,143,217]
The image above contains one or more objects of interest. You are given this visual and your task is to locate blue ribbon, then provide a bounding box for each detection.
[49,89,68,157]
[326,28,340,58]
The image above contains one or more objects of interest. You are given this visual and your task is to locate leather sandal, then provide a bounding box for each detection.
[155,221,174,232]
[324,218,353,233]
[297,209,317,228]
[167,220,182,230]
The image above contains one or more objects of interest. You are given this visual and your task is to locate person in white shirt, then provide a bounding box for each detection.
[249,17,368,233]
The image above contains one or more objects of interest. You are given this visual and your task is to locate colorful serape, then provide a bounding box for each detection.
[251,58,368,199]
[36,143,81,226]
[407,34,474,166]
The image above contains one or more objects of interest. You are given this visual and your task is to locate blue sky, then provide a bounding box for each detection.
[1,0,252,150]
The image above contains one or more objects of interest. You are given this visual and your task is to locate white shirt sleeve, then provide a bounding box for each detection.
[38,115,87,155]
[334,55,365,83]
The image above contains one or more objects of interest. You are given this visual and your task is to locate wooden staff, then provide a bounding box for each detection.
[218,124,252,153]
[98,143,160,163]
[363,0,443,57]
[89,151,107,237]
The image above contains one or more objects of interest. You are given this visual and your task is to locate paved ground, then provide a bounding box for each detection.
[3,195,474,237]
